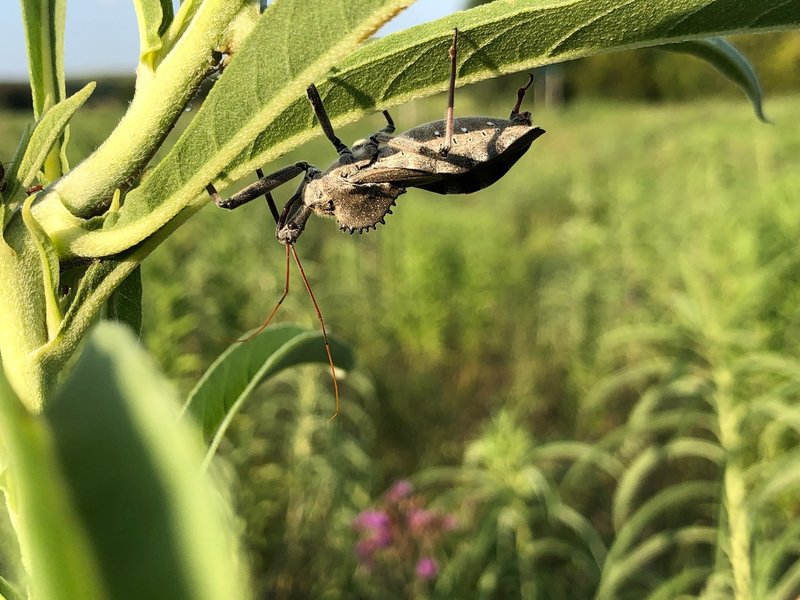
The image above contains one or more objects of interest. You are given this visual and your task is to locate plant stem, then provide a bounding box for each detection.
[715,367,752,600]
[32,0,252,226]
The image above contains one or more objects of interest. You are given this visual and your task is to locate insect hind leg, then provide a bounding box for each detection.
[443,28,458,154]
[511,73,534,118]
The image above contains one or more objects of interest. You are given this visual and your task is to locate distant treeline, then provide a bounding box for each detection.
[1,31,797,110]
[0,77,135,111]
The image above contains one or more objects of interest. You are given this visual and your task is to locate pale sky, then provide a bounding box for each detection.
[0,0,464,81]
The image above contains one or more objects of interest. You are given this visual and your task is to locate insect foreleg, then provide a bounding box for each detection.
[289,244,340,420]
[207,161,311,210]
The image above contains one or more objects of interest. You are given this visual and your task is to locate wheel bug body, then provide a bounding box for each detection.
[349,114,544,196]
[207,29,545,417]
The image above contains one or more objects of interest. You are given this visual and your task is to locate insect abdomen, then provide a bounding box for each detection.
[417,126,545,194]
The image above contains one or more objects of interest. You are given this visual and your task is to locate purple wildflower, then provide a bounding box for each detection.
[372,527,393,548]
[353,510,390,531]
[385,479,413,502]
[408,508,434,533]
[415,557,439,581]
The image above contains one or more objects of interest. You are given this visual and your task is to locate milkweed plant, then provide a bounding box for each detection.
[0,0,798,598]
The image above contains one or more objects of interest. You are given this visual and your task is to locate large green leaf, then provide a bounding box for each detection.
[104,265,143,337]
[56,0,800,259]
[210,0,798,188]
[0,360,105,600]
[182,323,356,463]
[46,323,251,600]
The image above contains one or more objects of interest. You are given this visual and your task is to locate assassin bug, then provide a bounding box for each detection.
[207,29,545,418]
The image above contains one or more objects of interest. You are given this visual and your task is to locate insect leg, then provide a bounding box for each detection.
[443,28,458,154]
[306,84,354,163]
[256,168,280,223]
[511,73,534,117]
[207,161,311,210]
[349,109,398,164]
[223,162,340,417]
[380,110,395,135]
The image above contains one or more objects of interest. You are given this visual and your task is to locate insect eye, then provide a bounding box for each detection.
[323,200,335,213]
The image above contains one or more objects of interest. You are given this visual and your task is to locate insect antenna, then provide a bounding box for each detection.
[236,241,291,343]
[289,244,340,420]
[237,178,341,418]
[443,28,458,153]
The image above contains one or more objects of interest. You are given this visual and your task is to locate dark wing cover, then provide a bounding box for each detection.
[417,126,544,194]
[351,126,544,194]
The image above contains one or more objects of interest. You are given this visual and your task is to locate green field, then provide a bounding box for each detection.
[3,89,800,598]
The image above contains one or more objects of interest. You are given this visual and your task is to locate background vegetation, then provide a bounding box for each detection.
[3,27,800,600]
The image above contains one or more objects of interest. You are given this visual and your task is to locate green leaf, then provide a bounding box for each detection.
[182,323,356,462]
[160,0,204,54]
[646,566,712,600]
[0,359,105,600]
[19,0,67,181]
[1,123,33,217]
[599,482,719,599]
[19,0,66,119]
[105,265,143,337]
[31,1,253,228]
[58,0,800,259]
[55,0,416,258]
[0,576,24,600]
[45,322,251,600]
[133,0,175,68]
[663,38,767,122]
[22,194,62,338]
[218,0,798,192]
[7,82,95,200]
